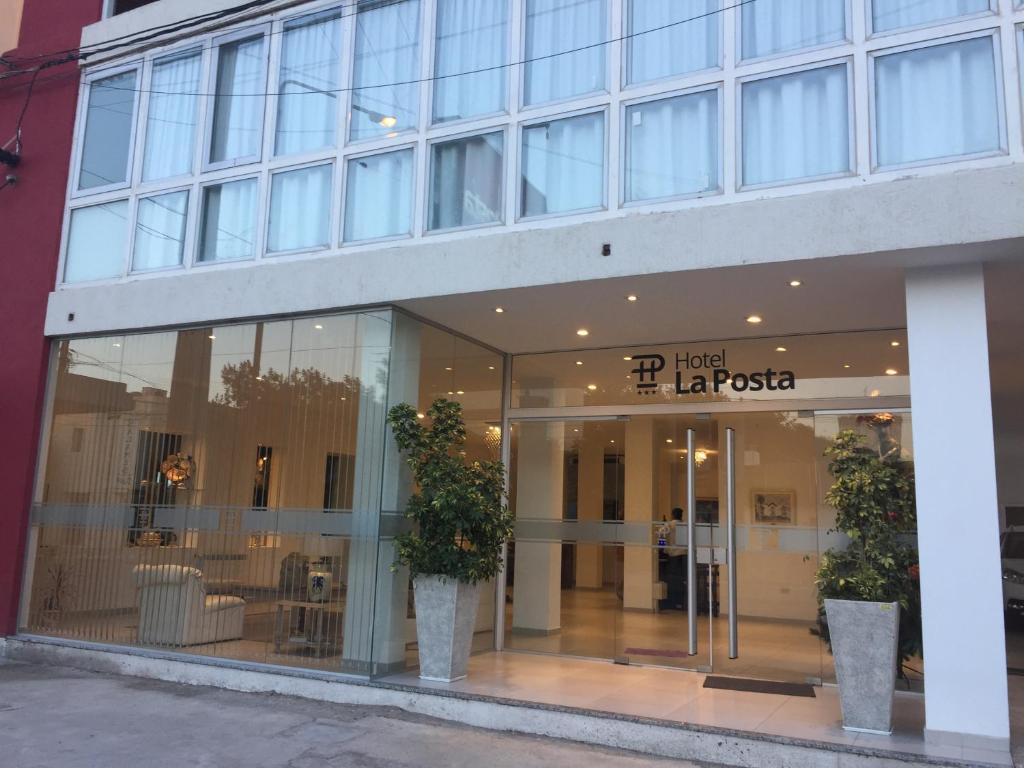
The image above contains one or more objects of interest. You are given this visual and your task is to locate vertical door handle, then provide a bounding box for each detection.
[726,427,738,659]
[687,428,697,656]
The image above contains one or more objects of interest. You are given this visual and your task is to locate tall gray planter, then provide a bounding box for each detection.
[825,599,901,734]
[413,575,482,682]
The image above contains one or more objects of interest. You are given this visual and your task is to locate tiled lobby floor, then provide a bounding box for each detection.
[387,651,1014,767]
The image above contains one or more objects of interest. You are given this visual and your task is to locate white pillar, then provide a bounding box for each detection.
[623,418,656,611]
[512,421,563,633]
[576,428,604,589]
[905,264,1009,747]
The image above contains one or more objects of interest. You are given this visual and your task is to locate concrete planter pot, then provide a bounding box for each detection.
[825,598,901,734]
[413,575,482,683]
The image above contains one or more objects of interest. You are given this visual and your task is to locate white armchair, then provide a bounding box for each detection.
[133,564,245,647]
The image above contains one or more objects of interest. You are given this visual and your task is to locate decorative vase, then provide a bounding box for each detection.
[824,598,901,734]
[307,570,331,603]
[413,575,482,682]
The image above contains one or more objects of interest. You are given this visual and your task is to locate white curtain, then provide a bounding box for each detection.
[210,36,265,163]
[627,0,719,84]
[275,13,342,156]
[200,178,257,261]
[351,0,421,140]
[65,202,128,283]
[742,64,849,186]
[875,37,1000,168]
[345,149,413,242]
[429,133,504,230]
[268,164,332,253]
[524,0,606,105]
[872,0,989,34]
[133,191,188,270]
[433,0,508,122]
[142,53,200,181]
[522,113,604,216]
[741,0,845,60]
[627,90,718,202]
[79,71,137,189]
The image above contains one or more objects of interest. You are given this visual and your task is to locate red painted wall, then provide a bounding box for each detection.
[0,1,103,634]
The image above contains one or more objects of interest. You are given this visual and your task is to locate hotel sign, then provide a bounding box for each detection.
[630,349,796,397]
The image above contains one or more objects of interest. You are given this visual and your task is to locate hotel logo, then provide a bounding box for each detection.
[630,348,796,397]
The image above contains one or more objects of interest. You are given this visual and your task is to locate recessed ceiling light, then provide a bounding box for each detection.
[775,346,787,352]
[890,341,900,347]
[445,366,453,371]
[666,439,673,444]
[627,294,638,302]
[314,324,323,330]
[623,356,632,361]
[746,315,763,324]
[488,365,495,370]
[495,307,504,313]
[417,413,425,419]
[112,342,121,348]
[610,440,615,444]
[340,396,346,401]
[575,360,583,366]
[587,384,597,391]
[456,390,465,395]
[255,376,263,381]
[447,391,454,395]
[208,335,216,340]
[789,280,802,287]
[577,328,590,337]
[870,389,881,397]
[885,368,898,376]
[843,364,851,369]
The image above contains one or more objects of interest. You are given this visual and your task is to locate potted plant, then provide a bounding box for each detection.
[816,419,920,734]
[387,398,513,682]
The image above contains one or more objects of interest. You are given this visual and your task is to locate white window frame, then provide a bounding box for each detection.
[736,57,856,192]
[202,24,271,173]
[517,106,609,222]
[194,172,263,266]
[867,28,1008,173]
[70,59,144,200]
[619,82,725,207]
[129,184,196,275]
[866,0,997,40]
[265,160,337,258]
[735,0,853,66]
[425,126,508,234]
[341,143,418,245]
[620,0,725,91]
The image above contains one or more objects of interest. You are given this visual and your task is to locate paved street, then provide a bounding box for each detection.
[0,660,705,768]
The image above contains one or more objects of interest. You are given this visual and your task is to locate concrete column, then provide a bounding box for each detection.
[905,264,1009,747]
[623,418,656,611]
[575,427,604,589]
[512,421,563,633]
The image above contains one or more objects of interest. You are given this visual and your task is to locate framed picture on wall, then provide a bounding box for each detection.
[695,498,719,525]
[752,490,795,525]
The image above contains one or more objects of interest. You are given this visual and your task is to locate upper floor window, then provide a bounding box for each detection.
[105,0,159,16]
[65,201,129,282]
[870,0,991,36]
[626,0,720,85]
[524,0,606,106]
[350,0,421,141]
[873,35,1003,169]
[741,0,846,61]
[209,34,268,166]
[79,70,138,191]
[268,164,333,253]
[521,111,605,217]
[345,149,415,242]
[133,190,189,271]
[198,177,258,262]
[432,0,509,123]
[275,11,343,156]
[142,50,201,182]
[429,131,505,230]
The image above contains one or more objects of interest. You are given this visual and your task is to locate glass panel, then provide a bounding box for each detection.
[198,177,257,262]
[428,132,504,230]
[64,201,129,282]
[350,0,421,141]
[875,37,1001,168]
[524,0,606,105]
[625,90,719,202]
[521,112,604,217]
[511,330,910,409]
[344,149,414,242]
[267,164,332,253]
[741,0,846,60]
[627,0,719,84]
[210,35,266,164]
[872,0,989,34]
[275,12,342,156]
[142,52,201,181]
[742,64,850,186]
[133,190,188,271]
[79,70,137,190]
[433,0,508,123]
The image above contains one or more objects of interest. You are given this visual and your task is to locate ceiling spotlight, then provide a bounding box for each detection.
[666,439,673,444]
[494,307,504,313]
[610,439,615,444]
[208,335,216,340]
[314,324,323,330]
[456,390,465,395]
[577,328,589,337]
[775,346,787,352]
[112,342,121,348]
[417,413,425,419]
[587,384,598,391]
[890,341,900,347]
[488,365,495,370]
[789,280,802,287]
[627,294,638,302]
[746,315,763,324]
[445,366,453,371]
[843,364,851,369]
[870,389,881,397]
[575,360,583,366]
[885,368,898,376]
[623,356,632,361]
[447,391,454,395]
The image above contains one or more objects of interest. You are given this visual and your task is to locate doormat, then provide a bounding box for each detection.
[703,676,815,698]
[624,647,690,659]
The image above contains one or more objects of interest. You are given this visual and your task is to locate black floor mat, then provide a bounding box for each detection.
[703,675,816,697]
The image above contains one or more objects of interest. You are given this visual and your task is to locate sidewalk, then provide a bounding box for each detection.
[0,659,697,768]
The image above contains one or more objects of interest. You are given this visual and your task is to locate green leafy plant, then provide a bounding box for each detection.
[387,398,513,584]
[815,423,922,666]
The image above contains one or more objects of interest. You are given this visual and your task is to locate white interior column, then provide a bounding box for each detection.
[512,421,563,633]
[575,426,604,589]
[623,417,656,611]
[905,264,1009,748]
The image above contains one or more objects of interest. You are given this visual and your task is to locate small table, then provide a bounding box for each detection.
[273,599,344,656]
